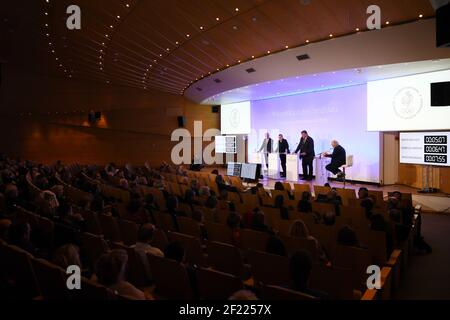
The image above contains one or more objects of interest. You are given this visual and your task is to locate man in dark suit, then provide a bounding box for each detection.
[294,130,315,181]
[323,140,347,179]
[276,134,290,178]
[258,132,273,169]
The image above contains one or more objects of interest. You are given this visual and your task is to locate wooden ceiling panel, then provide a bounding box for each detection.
[1,0,435,95]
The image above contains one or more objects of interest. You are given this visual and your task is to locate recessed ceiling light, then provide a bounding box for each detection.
[216,17,220,21]
[110,25,113,28]
[105,34,109,37]
[125,4,130,8]
[237,60,241,63]
[45,23,48,27]
[285,45,289,49]
[117,15,121,19]
[306,40,309,43]
[235,8,239,12]
[159,54,162,57]
[175,41,179,45]
[329,34,333,37]
[267,50,271,54]
[186,34,190,37]
[166,48,170,51]
[419,14,423,18]
[251,55,255,58]
[44,12,48,16]
[386,21,390,25]
[355,28,360,31]
[200,26,203,30]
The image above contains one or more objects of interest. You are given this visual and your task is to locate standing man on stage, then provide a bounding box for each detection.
[276,134,290,178]
[294,130,315,180]
[258,132,273,169]
[322,140,347,179]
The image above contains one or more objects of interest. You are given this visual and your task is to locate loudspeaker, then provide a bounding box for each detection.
[436,3,450,47]
[212,105,220,113]
[431,82,450,106]
[177,116,185,127]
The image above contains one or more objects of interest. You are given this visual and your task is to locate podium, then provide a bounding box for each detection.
[286,154,300,182]
[268,153,280,179]
[315,156,331,185]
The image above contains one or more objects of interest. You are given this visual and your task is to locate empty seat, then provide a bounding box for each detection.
[247,250,291,287]
[151,228,169,251]
[147,254,193,300]
[310,264,354,299]
[168,231,206,267]
[177,216,202,238]
[196,268,244,300]
[333,245,372,291]
[206,241,246,278]
[98,214,121,242]
[118,219,138,245]
[240,229,270,252]
[80,232,109,268]
[205,223,233,244]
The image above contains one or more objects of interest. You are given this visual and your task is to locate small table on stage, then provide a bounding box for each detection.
[315,155,331,185]
[268,153,280,179]
[286,154,300,182]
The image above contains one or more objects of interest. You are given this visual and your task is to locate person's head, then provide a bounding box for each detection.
[323,211,336,226]
[144,193,155,205]
[358,187,369,199]
[326,189,337,201]
[95,249,128,286]
[331,140,339,148]
[266,236,287,257]
[274,195,284,208]
[278,134,284,141]
[53,244,81,269]
[370,213,386,231]
[392,191,402,201]
[289,220,310,238]
[205,195,218,209]
[166,195,179,212]
[219,188,229,200]
[229,290,258,300]
[228,201,237,212]
[211,169,219,175]
[11,221,31,242]
[301,130,308,139]
[227,212,241,230]
[360,198,374,218]
[265,132,270,140]
[324,183,331,188]
[138,223,156,244]
[192,210,203,223]
[337,225,359,247]
[274,182,284,191]
[290,250,313,290]
[301,191,311,201]
[164,241,185,263]
[0,219,12,241]
[252,209,265,227]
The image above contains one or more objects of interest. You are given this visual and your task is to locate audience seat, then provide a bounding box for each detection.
[247,250,291,287]
[206,241,246,278]
[80,232,109,268]
[167,231,206,267]
[310,264,355,299]
[196,267,244,300]
[147,254,193,300]
[205,223,233,244]
[98,214,121,242]
[177,216,202,238]
[118,219,138,246]
[32,258,70,300]
[151,228,169,251]
[240,229,270,252]
[260,284,317,300]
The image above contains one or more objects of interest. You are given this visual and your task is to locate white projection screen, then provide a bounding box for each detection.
[249,85,380,183]
[367,69,450,131]
[400,132,450,167]
[220,101,251,134]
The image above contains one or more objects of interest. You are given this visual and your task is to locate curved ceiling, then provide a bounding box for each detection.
[0,0,436,96]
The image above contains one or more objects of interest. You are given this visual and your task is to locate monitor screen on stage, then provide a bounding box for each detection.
[221,101,251,134]
[215,136,237,154]
[226,162,242,176]
[240,163,261,180]
[400,132,450,167]
[367,69,450,131]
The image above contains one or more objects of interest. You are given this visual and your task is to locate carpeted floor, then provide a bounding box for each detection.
[394,213,450,300]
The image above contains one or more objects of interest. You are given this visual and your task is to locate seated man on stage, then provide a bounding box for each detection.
[322,140,346,180]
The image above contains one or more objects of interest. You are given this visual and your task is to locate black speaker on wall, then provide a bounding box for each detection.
[177,116,185,127]
[212,105,220,113]
[431,82,450,106]
[436,3,450,48]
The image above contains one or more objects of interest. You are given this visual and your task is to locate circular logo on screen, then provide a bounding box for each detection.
[229,108,240,128]
[392,87,423,119]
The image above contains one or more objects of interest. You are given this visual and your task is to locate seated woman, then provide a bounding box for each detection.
[95,249,150,300]
[251,208,273,234]
[288,220,327,261]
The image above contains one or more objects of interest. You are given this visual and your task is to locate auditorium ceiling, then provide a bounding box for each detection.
[0,0,437,96]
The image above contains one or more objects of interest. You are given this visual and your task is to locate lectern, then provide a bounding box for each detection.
[268,153,280,179]
[286,154,300,182]
[315,156,331,185]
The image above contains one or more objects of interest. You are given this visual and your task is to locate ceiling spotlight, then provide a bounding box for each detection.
[186,34,190,38]
[386,21,390,25]
[235,8,239,12]
[355,28,360,31]
[200,26,204,30]
[175,41,179,45]
[267,50,271,54]
[306,40,309,43]
[44,12,48,16]
[125,4,130,8]
[216,17,220,21]
[329,34,333,37]
[285,45,289,49]
[419,14,423,18]
[251,55,255,58]
[110,25,113,28]
[117,15,121,19]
